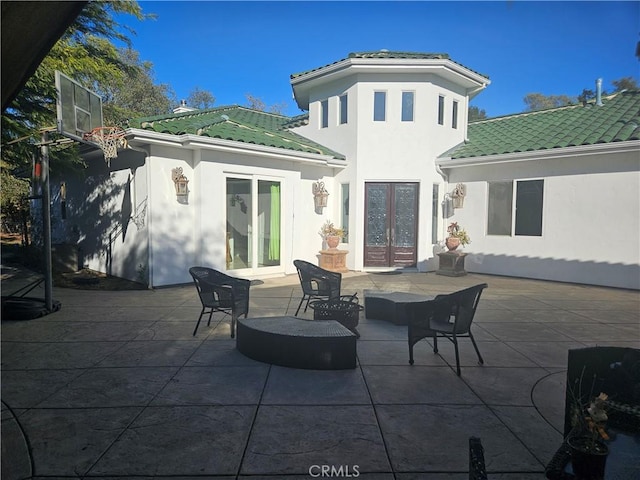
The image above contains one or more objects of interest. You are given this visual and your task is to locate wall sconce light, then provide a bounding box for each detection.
[172,167,189,201]
[313,181,329,214]
[452,183,466,209]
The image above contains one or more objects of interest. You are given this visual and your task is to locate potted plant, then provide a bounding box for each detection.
[446,222,471,251]
[319,220,345,249]
[567,387,610,479]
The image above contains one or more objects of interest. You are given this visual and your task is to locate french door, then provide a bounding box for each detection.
[226,176,281,272]
[364,182,418,268]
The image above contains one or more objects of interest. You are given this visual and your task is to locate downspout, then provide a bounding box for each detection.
[145,147,154,288]
[435,161,449,249]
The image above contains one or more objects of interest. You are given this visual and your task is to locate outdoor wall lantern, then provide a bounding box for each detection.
[172,167,189,200]
[313,181,329,214]
[452,183,466,209]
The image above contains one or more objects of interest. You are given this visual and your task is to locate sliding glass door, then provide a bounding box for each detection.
[226,176,281,272]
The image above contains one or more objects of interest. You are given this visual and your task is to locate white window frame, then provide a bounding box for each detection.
[487,179,545,237]
[437,95,445,125]
[374,91,386,122]
[401,91,415,122]
[320,99,329,128]
[452,100,459,129]
[339,94,348,125]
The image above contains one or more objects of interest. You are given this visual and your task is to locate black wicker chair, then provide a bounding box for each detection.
[189,266,250,338]
[469,436,488,480]
[408,283,488,375]
[293,259,341,316]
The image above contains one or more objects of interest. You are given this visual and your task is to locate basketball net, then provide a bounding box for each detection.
[83,127,126,166]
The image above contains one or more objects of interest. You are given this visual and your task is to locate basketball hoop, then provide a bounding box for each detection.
[83,126,127,165]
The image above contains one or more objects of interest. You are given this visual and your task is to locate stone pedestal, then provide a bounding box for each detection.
[436,251,467,277]
[319,249,349,273]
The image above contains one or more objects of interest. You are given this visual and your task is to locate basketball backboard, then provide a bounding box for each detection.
[55,70,103,142]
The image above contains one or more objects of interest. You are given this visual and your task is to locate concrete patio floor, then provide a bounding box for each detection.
[2,266,639,479]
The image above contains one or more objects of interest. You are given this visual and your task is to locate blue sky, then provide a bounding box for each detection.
[116,1,639,118]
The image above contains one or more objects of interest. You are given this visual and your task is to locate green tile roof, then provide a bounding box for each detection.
[129,106,344,159]
[448,90,640,159]
[291,51,489,80]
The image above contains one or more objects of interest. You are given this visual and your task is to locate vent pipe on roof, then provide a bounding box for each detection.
[596,78,603,106]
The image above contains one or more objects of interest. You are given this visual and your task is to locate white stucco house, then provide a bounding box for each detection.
[55,51,640,289]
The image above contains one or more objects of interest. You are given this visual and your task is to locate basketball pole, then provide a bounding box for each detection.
[40,130,54,311]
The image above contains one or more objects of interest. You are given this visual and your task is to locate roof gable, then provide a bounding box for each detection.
[128,106,344,159]
[449,91,640,159]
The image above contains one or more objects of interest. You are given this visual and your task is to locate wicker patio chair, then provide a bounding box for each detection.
[189,266,250,338]
[408,283,488,375]
[469,436,488,480]
[293,259,342,316]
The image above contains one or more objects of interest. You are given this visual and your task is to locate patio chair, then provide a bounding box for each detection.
[293,259,341,316]
[189,266,250,338]
[469,436,488,480]
[408,283,488,375]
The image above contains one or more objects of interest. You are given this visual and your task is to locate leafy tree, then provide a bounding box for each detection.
[101,48,176,127]
[187,87,215,110]
[523,93,575,112]
[523,77,638,112]
[1,1,149,238]
[0,169,31,244]
[468,105,487,122]
[611,77,638,92]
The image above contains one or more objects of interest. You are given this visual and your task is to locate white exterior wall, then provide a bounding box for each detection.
[294,72,470,271]
[441,147,640,289]
[52,153,149,284]
[142,143,340,287]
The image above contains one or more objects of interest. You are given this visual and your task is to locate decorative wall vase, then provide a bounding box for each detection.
[445,237,461,251]
[326,235,340,249]
[567,436,608,480]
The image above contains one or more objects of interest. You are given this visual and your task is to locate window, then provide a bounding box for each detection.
[437,95,445,125]
[401,91,414,121]
[226,177,282,270]
[320,99,328,128]
[452,101,458,129]
[515,180,544,236]
[374,91,386,121]
[487,180,544,236]
[341,183,349,242]
[487,182,513,235]
[339,94,348,124]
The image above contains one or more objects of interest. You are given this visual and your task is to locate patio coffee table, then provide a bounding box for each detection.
[236,316,356,370]
[364,290,433,325]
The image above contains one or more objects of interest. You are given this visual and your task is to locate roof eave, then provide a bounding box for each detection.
[436,140,640,169]
[126,128,347,167]
[291,58,490,110]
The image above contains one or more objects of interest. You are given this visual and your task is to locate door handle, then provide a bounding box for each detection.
[391,228,395,246]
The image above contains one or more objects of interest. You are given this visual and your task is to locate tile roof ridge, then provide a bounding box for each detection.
[471,102,589,124]
[236,105,289,118]
[472,90,636,125]
[221,116,327,155]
